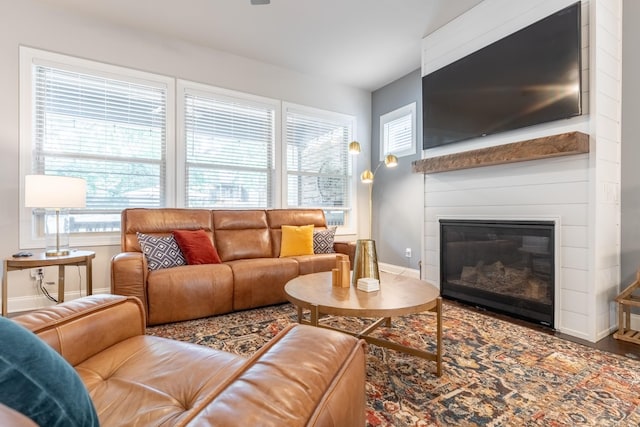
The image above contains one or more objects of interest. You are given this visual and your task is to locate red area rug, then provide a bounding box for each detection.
[148,302,640,426]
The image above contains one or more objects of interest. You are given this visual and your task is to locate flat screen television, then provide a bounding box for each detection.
[422,2,582,149]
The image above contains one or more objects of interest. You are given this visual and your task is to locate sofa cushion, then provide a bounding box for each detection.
[0,317,99,427]
[266,209,328,258]
[146,264,234,325]
[212,210,272,261]
[279,225,314,257]
[121,208,213,252]
[294,253,346,275]
[313,226,337,254]
[76,335,246,426]
[173,229,221,265]
[227,258,299,310]
[137,232,186,270]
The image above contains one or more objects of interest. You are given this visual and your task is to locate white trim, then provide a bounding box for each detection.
[378,262,421,279]
[5,287,111,316]
[176,79,281,209]
[19,46,174,249]
[282,102,358,235]
[434,214,563,332]
[379,102,416,160]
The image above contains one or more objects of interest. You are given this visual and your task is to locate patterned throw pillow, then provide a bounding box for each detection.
[313,226,336,254]
[137,232,186,270]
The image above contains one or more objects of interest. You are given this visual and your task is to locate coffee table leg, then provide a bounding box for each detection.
[297,306,303,323]
[310,305,319,326]
[385,317,391,327]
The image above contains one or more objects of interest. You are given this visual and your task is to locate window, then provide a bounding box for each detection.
[19,49,358,248]
[179,82,277,208]
[20,47,173,247]
[380,102,416,160]
[284,103,355,228]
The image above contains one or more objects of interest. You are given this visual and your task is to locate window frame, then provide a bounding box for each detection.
[282,102,357,234]
[176,80,281,209]
[379,102,416,161]
[19,48,359,248]
[19,47,175,248]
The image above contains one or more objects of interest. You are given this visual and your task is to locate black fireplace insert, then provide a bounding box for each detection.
[440,219,554,327]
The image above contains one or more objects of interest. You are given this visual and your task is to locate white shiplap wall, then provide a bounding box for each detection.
[590,0,622,340]
[421,0,621,342]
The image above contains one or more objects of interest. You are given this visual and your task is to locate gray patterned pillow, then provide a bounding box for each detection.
[137,232,186,270]
[313,227,337,254]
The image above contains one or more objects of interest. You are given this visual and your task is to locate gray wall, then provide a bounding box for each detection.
[370,69,423,270]
[621,0,640,287]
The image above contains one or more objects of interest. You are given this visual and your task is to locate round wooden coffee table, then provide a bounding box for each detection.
[285,271,443,376]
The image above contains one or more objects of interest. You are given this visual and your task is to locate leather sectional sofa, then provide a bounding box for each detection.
[112,208,355,325]
[0,294,366,426]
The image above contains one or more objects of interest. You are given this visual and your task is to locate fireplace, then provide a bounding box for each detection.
[440,220,554,327]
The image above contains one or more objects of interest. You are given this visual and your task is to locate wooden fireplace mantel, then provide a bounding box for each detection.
[412,131,589,174]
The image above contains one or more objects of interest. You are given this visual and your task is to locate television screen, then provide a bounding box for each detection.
[422,2,582,149]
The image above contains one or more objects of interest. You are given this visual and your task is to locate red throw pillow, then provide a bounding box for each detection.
[172,229,221,265]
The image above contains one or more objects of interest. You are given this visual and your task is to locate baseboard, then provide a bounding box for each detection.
[7,287,110,315]
[378,262,420,279]
[6,268,421,314]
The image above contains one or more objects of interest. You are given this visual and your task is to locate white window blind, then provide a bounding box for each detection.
[183,89,275,208]
[380,102,416,159]
[31,64,168,233]
[285,106,354,226]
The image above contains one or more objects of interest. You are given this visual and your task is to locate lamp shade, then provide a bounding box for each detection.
[384,154,398,167]
[25,175,86,209]
[360,170,374,184]
[348,141,361,154]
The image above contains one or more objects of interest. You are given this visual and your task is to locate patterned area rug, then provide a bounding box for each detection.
[148,303,640,426]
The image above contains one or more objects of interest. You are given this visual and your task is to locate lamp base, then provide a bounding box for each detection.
[45,248,70,257]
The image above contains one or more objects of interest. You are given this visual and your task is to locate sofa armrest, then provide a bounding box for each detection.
[184,324,366,427]
[111,252,148,318]
[333,240,356,265]
[12,295,145,367]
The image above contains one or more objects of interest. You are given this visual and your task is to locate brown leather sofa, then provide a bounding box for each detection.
[1,294,366,426]
[112,208,355,325]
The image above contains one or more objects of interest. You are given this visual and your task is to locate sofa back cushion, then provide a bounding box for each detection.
[121,208,213,252]
[266,209,328,258]
[212,210,272,261]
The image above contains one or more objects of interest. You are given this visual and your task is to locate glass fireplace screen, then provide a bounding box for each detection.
[440,220,554,327]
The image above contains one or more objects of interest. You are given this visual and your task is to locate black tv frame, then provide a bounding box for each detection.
[422,2,582,150]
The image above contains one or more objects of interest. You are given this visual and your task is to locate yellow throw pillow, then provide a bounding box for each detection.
[280,225,314,257]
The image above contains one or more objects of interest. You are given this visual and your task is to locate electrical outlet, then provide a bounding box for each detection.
[30,268,44,278]
[405,248,412,258]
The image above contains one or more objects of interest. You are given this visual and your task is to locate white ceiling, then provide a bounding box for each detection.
[36,0,484,91]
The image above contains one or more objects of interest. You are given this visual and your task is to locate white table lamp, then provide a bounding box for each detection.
[25,175,87,256]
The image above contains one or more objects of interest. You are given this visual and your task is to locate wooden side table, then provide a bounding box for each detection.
[2,250,95,316]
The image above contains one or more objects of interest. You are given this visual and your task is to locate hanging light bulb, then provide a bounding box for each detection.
[349,141,362,154]
[384,154,398,167]
[360,170,374,184]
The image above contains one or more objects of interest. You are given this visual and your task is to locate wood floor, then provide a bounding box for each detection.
[448,299,640,361]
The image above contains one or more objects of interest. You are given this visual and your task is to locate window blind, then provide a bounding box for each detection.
[285,108,352,225]
[32,65,167,232]
[383,113,413,155]
[183,91,275,208]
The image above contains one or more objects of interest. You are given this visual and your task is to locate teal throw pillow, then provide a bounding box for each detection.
[0,316,99,426]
